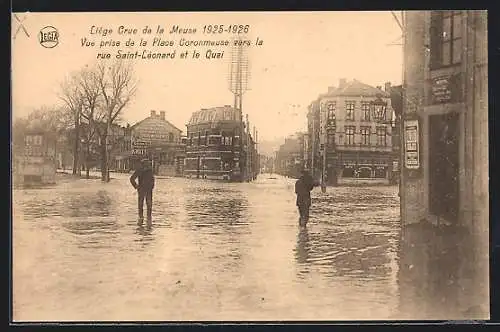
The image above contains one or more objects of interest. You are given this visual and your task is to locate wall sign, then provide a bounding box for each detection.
[431,74,461,104]
[404,119,420,169]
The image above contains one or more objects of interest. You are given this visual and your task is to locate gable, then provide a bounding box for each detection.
[131,117,182,143]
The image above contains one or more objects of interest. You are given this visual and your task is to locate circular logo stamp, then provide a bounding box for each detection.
[39,26,59,48]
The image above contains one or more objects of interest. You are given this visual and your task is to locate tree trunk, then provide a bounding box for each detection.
[72,112,80,175]
[101,141,107,182]
[86,145,90,179]
[105,120,112,182]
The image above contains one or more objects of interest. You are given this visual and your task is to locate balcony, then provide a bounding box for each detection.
[335,144,392,153]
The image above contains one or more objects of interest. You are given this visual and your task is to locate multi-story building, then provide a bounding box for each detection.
[184,105,258,181]
[15,130,57,186]
[398,11,488,318]
[307,79,396,185]
[126,110,185,176]
[275,133,305,178]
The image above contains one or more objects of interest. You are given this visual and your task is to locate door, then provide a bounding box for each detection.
[428,112,460,223]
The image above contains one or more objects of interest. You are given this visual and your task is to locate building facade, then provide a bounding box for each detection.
[184,105,258,181]
[275,133,305,178]
[127,110,185,176]
[307,79,397,185]
[14,130,57,186]
[399,10,488,318]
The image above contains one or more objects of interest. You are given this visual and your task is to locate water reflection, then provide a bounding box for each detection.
[294,186,399,283]
[294,227,311,277]
[182,183,251,277]
[67,190,112,218]
[134,224,155,248]
[19,189,115,220]
[61,218,120,236]
[397,223,488,320]
[183,185,249,232]
[294,225,395,281]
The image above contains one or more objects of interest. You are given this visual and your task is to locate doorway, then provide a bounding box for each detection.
[428,112,460,223]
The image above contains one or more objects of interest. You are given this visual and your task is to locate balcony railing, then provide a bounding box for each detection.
[328,143,393,153]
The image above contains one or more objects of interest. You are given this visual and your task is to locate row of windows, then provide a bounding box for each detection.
[324,101,386,121]
[321,126,387,147]
[25,135,44,146]
[187,134,238,146]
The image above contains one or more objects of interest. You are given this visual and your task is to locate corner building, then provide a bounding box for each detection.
[184,106,244,181]
[399,10,488,319]
[307,79,397,185]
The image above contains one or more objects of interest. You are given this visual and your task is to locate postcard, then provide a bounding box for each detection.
[11,11,489,322]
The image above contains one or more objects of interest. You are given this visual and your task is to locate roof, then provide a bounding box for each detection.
[278,136,302,154]
[188,106,240,125]
[130,116,182,133]
[333,79,390,97]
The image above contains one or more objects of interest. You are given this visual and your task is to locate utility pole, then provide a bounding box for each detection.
[246,114,251,181]
[391,10,405,226]
[320,102,327,192]
[228,37,250,182]
[310,105,315,178]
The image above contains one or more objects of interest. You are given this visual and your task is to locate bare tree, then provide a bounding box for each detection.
[59,72,84,176]
[95,60,138,182]
[79,65,106,179]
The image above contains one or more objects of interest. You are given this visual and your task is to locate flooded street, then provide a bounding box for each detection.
[13,173,401,321]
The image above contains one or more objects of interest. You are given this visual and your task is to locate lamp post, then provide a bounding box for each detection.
[320,101,327,193]
[370,96,389,180]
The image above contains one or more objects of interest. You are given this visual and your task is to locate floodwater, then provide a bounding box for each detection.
[12,173,485,321]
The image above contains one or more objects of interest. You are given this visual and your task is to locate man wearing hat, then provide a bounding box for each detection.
[130,158,155,226]
[295,169,319,227]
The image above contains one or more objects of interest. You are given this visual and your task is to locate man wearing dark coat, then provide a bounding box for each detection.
[295,169,318,226]
[130,158,155,226]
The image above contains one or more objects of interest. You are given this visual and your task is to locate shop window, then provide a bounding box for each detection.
[343,167,355,178]
[374,167,387,178]
[358,167,372,178]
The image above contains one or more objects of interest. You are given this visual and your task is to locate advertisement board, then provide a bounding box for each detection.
[404,119,420,169]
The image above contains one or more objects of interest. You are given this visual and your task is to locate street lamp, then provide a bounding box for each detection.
[370,95,388,123]
[370,96,389,180]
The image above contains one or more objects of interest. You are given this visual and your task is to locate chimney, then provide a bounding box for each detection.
[150,110,156,117]
[339,78,347,89]
[384,82,392,92]
[160,111,165,120]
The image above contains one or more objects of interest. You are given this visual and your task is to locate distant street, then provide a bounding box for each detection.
[13,173,401,321]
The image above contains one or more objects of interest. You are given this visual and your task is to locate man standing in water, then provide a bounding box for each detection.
[130,158,155,226]
[295,169,318,227]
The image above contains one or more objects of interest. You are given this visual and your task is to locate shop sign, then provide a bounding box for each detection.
[431,74,461,104]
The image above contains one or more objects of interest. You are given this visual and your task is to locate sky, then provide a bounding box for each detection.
[12,11,403,141]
